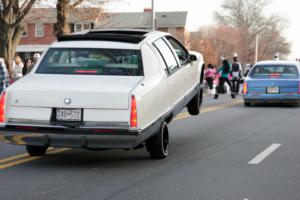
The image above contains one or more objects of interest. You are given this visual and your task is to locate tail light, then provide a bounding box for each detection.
[130,95,137,128]
[243,82,248,94]
[0,92,6,123]
[270,73,280,78]
[298,82,300,94]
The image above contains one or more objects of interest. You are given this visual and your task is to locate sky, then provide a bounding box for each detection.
[104,0,300,59]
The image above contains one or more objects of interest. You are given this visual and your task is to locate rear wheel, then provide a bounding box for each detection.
[26,145,48,156]
[146,122,169,159]
[187,87,202,115]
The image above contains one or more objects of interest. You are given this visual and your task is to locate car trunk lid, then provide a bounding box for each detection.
[9,75,143,109]
[247,79,299,94]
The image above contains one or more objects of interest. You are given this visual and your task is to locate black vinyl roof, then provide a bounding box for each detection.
[57,30,149,44]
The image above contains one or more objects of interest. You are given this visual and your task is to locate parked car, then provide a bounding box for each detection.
[0,30,204,159]
[243,60,300,106]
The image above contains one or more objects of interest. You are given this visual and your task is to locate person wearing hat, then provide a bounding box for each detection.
[33,53,41,65]
[231,53,243,95]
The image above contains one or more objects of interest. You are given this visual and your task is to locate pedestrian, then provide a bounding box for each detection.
[0,58,10,94]
[22,59,34,76]
[205,63,216,95]
[231,53,243,95]
[214,59,235,99]
[244,64,253,77]
[12,56,24,80]
[274,53,280,61]
[33,53,41,65]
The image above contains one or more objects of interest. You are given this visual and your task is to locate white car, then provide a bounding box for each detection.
[0,30,204,159]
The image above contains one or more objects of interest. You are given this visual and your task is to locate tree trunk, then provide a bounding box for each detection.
[56,0,71,36]
[0,0,36,77]
[0,22,23,78]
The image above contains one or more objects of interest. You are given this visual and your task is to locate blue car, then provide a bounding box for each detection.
[243,61,300,106]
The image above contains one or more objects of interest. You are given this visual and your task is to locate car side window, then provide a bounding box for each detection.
[165,36,189,65]
[153,38,179,75]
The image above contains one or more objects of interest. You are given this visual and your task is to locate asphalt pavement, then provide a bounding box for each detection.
[0,95,300,200]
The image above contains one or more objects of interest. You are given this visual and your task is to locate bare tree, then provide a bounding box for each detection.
[190,26,241,66]
[214,0,291,63]
[56,0,110,36]
[0,0,37,76]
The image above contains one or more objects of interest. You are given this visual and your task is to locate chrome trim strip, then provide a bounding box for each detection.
[7,118,129,129]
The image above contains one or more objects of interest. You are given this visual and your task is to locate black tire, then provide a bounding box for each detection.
[187,87,202,115]
[146,122,169,159]
[244,102,251,107]
[26,145,48,156]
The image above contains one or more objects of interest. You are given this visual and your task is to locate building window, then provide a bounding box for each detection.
[83,23,90,30]
[35,23,44,37]
[75,24,82,32]
[22,24,28,37]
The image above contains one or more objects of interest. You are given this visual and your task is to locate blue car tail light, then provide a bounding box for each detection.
[243,82,248,94]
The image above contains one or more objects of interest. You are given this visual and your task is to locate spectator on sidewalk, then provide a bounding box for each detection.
[274,53,280,61]
[0,58,10,94]
[214,59,235,99]
[12,56,24,80]
[231,53,243,95]
[33,53,41,65]
[22,59,34,76]
[205,63,216,95]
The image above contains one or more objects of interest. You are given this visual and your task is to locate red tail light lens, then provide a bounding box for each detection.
[298,82,300,94]
[243,82,248,94]
[130,95,137,128]
[0,92,6,123]
[270,73,280,78]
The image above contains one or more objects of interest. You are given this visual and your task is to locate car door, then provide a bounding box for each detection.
[153,38,186,110]
[164,36,197,93]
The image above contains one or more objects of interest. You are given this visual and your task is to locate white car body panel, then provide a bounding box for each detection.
[0,30,204,150]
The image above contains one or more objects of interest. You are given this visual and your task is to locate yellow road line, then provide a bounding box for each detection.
[0,153,30,164]
[0,156,40,170]
[0,147,55,164]
[0,100,242,170]
[176,100,242,118]
[174,100,242,120]
[0,148,69,170]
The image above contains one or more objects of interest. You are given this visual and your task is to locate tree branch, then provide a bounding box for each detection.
[12,0,36,27]
[70,0,85,9]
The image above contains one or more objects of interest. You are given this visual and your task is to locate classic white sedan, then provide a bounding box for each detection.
[0,30,204,159]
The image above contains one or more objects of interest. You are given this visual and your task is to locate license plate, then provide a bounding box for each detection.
[267,86,279,94]
[56,109,82,122]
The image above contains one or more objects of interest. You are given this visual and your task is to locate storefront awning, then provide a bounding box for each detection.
[16,45,49,53]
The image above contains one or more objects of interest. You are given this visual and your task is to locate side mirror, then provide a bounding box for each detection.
[189,54,197,62]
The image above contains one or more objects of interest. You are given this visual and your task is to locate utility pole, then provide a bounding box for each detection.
[151,0,155,30]
[255,35,259,63]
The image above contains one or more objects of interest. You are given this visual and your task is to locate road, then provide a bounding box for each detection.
[0,95,300,200]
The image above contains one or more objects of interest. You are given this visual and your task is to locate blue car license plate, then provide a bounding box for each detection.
[267,86,279,94]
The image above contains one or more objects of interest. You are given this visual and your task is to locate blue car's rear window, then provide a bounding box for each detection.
[251,65,299,78]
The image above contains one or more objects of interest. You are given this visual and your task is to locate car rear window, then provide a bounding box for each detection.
[251,65,299,78]
[36,48,143,76]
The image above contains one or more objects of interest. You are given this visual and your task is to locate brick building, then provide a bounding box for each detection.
[17,8,190,61]
[17,8,103,60]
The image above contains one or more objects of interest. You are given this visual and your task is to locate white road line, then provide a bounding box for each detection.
[248,143,281,165]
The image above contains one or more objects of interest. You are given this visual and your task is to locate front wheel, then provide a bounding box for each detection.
[26,145,48,156]
[146,122,169,159]
[187,87,202,115]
